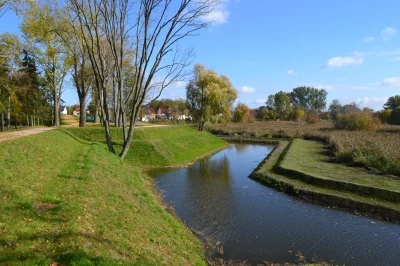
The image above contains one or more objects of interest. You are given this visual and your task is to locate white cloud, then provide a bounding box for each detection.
[172,80,187,89]
[255,99,266,104]
[354,97,388,111]
[286,69,297,75]
[382,77,400,87]
[381,27,396,41]
[363,36,375,43]
[315,84,334,92]
[390,57,400,61]
[353,51,365,57]
[202,0,231,25]
[323,56,364,68]
[240,86,255,94]
[377,49,400,56]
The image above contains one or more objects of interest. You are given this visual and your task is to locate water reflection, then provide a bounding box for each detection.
[233,143,250,154]
[151,144,400,265]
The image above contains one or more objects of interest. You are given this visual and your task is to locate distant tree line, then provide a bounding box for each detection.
[250,86,328,123]
[0,33,53,131]
[327,96,400,125]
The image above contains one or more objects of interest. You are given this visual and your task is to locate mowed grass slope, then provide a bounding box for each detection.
[207,121,400,176]
[64,126,228,168]
[282,140,400,193]
[0,127,226,265]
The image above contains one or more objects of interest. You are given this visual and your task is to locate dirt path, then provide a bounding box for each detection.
[61,115,80,127]
[136,124,171,128]
[0,127,54,143]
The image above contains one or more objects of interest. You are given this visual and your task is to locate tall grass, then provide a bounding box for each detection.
[335,112,381,130]
[206,121,400,176]
[328,131,400,176]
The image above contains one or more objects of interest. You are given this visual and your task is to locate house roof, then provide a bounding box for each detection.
[60,106,67,112]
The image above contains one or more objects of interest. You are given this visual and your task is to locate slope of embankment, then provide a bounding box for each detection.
[250,139,400,223]
[0,126,226,265]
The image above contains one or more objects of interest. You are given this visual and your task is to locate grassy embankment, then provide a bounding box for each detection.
[208,121,400,176]
[207,121,400,222]
[250,139,400,222]
[0,126,227,265]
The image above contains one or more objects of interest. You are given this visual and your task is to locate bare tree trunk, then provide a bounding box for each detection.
[7,95,10,130]
[119,107,139,159]
[113,78,120,127]
[94,102,99,123]
[1,113,4,132]
[101,88,115,153]
[53,69,60,127]
[79,94,87,127]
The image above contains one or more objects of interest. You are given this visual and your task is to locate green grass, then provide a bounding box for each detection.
[0,126,227,265]
[63,125,228,168]
[281,140,400,198]
[250,140,400,222]
[207,121,400,176]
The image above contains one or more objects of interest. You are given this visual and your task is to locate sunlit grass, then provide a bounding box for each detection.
[0,127,226,265]
[207,121,400,176]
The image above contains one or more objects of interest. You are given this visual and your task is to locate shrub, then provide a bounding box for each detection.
[335,112,381,131]
[289,107,305,122]
[378,109,392,124]
[305,109,320,124]
[389,107,400,125]
[233,102,250,122]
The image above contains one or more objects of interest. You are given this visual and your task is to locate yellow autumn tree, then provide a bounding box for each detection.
[233,102,250,122]
[186,64,238,131]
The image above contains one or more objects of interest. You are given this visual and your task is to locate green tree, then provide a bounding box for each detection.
[269,91,292,120]
[0,32,20,130]
[377,109,392,124]
[20,0,70,127]
[363,107,374,113]
[384,95,400,110]
[233,102,250,122]
[342,102,361,114]
[328,99,342,120]
[291,86,327,111]
[288,107,305,121]
[186,64,237,131]
[389,107,400,125]
[18,50,50,126]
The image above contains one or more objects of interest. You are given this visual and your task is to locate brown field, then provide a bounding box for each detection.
[206,121,400,176]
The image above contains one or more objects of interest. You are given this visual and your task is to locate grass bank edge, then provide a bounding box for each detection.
[207,121,400,176]
[0,127,229,265]
[278,139,400,203]
[63,125,229,170]
[249,140,400,224]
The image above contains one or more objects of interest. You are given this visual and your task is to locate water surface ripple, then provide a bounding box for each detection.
[149,144,400,265]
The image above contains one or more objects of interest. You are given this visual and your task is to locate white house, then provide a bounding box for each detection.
[60,106,68,115]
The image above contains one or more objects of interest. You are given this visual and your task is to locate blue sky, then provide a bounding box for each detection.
[1,0,400,110]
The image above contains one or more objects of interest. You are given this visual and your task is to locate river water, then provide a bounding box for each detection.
[149,143,400,265]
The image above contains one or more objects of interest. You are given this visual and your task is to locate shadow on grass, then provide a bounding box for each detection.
[59,129,97,145]
[316,146,336,164]
[0,230,120,265]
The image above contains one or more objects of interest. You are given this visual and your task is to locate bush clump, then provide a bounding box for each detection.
[305,109,320,124]
[334,112,381,131]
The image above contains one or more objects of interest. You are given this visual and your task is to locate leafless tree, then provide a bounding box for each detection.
[67,0,217,158]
